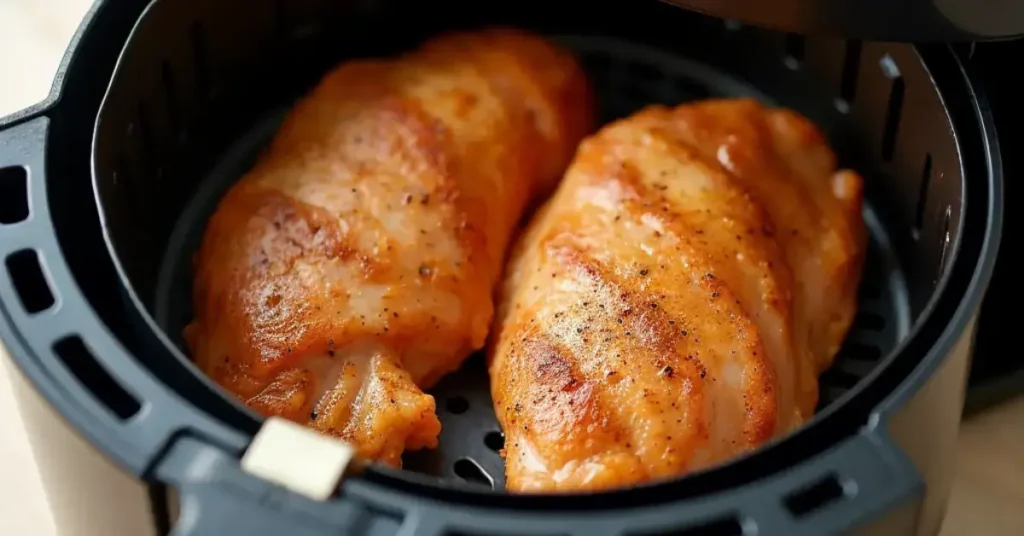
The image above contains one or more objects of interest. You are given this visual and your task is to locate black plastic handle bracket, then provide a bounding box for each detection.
[162,437,369,536]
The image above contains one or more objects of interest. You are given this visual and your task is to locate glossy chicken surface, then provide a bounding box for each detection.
[490,99,866,492]
[186,29,595,466]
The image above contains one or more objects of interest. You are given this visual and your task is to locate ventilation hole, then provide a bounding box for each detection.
[0,166,29,224]
[838,40,862,107]
[6,249,55,314]
[853,311,886,332]
[190,21,212,100]
[784,474,851,517]
[784,34,805,69]
[913,153,933,240]
[937,205,952,279]
[484,431,504,452]
[880,56,904,162]
[453,458,493,488]
[839,341,883,361]
[631,516,745,536]
[53,336,142,420]
[446,396,468,414]
[160,60,182,141]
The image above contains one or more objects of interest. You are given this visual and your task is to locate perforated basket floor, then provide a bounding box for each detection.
[155,35,911,492]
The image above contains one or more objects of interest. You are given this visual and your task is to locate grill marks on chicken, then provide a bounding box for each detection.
[490,99,866,492]
[186,29,595,466]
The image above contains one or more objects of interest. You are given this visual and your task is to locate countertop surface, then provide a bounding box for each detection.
[1,1,1022,535]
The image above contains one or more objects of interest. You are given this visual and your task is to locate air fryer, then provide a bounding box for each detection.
[0,0,1004,535]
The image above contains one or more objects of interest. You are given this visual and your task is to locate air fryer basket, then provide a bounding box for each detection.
[0,0,1001,534]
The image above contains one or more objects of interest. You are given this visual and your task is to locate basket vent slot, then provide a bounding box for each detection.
[6,249,55,314]
[484,430,504,452]
[879,54,904,162]
[784,474,852,518]
[838,40,862,109]
[630,516,745,536]
[53,335,142,420]
[0,166,29,224]
[453,458,493,488]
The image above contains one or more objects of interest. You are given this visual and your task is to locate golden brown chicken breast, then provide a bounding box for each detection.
[490,98,866,492]
[185,29,595,466]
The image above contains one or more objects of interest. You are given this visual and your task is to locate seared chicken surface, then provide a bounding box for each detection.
[490,99,866,492]
[186,29,595,466]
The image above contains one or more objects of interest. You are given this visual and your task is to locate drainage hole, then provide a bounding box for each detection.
[484,431,504,452]
[0,166,29,224]
[784,474,853,518]
[6,249,55,314]
[446,396,469,414]
[453,458,493,488]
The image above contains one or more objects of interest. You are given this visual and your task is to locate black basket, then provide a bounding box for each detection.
[0,0,1003,534]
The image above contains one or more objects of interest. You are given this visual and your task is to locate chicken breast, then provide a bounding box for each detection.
[186,29,595,466]
[490,98,866,492]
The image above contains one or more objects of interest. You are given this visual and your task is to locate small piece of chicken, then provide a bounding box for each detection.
[186,29,595,466]
[490,98,866,492]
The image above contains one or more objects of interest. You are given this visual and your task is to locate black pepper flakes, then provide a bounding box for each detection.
[418,265,432,277]
[639,268,649,276]
[309,409,318,421]
[659,366,675,378]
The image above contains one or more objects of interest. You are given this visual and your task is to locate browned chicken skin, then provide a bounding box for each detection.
[186,29,595,466]
[490,99,866,492]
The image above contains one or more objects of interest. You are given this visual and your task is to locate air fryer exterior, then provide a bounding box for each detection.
[1,357,162,536]
[0,0,1004,535]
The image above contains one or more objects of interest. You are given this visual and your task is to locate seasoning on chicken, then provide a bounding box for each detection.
[185,29,595,466]
[490,98,866,492]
